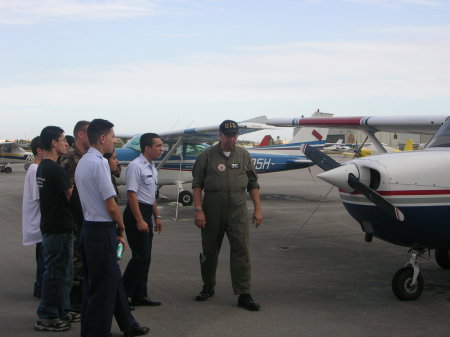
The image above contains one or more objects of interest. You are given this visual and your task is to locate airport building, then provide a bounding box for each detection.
[326,128,433,150]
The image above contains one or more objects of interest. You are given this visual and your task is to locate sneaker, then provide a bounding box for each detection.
[64,311,81,323]
[35,319,71,332]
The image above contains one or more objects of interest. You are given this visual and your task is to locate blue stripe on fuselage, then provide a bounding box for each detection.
[250,153,313,173]
[253,140,325,151]
[116,147,313,173]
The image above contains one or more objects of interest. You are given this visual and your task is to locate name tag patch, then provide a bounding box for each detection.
[230,163,240,169]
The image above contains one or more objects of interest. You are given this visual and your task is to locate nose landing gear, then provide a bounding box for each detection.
[392,250,425,301]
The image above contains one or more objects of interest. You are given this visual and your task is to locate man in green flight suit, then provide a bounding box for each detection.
[192,119,263,311]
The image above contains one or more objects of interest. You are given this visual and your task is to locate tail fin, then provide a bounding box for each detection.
[258,135,271,147]
[288,111,331,145]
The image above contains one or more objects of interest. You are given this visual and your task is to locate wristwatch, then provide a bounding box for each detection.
[194,207,203,212]
[155,215,162,219]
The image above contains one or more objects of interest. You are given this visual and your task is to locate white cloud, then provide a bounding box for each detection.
[0,0,197,25]
[344,0,443,6]
[2,39,450,111]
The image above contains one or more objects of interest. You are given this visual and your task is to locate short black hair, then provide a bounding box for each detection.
[87,119,114,145]
[66,135,75,147]
[40,126,64,151]
[30,136,41,155]
[73,120,90,139]
[140,133,161,153]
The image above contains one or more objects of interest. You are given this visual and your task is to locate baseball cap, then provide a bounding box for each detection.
[219,120,239,135]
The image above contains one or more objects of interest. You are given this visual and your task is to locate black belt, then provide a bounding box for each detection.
[83,220,115,228]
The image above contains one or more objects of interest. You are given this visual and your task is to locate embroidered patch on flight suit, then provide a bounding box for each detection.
[230,163,240,169]
[218,163,226,172]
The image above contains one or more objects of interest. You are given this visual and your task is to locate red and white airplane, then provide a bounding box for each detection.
[268,115,450,301]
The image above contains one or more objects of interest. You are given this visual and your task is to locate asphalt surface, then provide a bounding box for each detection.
[1,162,450,337]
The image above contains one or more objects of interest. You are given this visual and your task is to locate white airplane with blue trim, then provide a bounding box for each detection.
[0,142,34,173]
[116,113,330,206]
[267,114,450,301]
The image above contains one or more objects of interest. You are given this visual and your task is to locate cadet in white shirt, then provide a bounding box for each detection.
[122,133,164,307]
[22,136,44,298]
[75,119,149,337]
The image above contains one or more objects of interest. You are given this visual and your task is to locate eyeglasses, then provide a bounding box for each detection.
[57,138,67,143]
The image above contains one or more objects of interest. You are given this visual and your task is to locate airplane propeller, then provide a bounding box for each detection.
[302,144,405,222]
[353,136,368,158]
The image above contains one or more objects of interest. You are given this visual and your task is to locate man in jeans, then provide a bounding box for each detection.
[35,126,79,332]
[22,136,44,299]
[60,120,90,310]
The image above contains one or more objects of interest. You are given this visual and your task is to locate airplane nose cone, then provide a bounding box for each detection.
[318,163,359,193]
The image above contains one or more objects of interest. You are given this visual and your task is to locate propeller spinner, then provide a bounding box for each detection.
[302,144,405,222]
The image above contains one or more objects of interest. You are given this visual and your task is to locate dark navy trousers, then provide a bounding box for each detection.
[80,221,135,337]
[122,202,153,299]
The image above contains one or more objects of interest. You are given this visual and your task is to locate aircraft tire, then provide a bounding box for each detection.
[178,190,193,206]
[435,249,450,269]
[4,167,12,173]
[392,266,424,301]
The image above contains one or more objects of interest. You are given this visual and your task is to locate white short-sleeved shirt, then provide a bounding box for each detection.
[126,153,158,205]
[22,163,41,245]
[75,147,117,222]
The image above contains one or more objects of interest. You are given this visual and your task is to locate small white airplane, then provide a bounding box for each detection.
[0,141,34,173]
[116,113,330,206]
[322,139,353,154]
[267,115,450,301]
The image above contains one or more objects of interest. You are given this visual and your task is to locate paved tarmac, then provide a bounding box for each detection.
[1,162,450,337]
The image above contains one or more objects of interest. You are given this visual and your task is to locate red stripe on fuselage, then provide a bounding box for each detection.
[297,117,364,126]
[340,189,450,196]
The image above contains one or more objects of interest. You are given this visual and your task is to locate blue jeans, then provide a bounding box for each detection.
[34,243,45,298]
[37,233,74,320]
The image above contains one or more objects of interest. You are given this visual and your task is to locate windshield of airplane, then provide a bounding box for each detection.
[124,135,208,156]
[124,135,142,152]
[186,144,209,157]
[426,118,450,148]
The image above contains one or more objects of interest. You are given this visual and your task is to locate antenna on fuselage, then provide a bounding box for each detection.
[170,117,180,131]
[185,120,195,129]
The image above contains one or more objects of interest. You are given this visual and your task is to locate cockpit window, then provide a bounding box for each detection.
[185,144,209,157]
[426,118,450,148]
[124,136,208,158]
[124,134,142,152]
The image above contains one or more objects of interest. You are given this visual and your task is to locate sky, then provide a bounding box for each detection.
[1,0,450,141]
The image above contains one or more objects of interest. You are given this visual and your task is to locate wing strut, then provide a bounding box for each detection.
[156,136,184,171]
[366,131,387,154]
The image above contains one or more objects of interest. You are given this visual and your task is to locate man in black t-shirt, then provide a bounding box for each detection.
[35,126,79,332]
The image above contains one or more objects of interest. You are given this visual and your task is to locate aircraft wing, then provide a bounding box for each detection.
[267,115,448,135]
[0,142,27,153]
[120,116,280,143]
